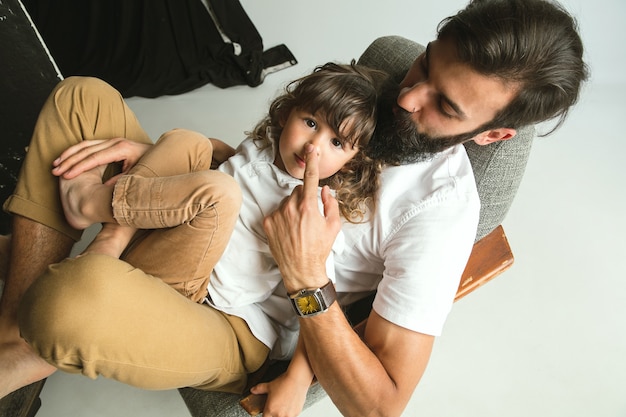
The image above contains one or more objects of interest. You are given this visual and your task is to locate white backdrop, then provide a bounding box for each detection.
[38,1,626,416]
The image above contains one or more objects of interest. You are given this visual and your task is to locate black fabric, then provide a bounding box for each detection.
[23,0,296,98]
[0,0,62,234]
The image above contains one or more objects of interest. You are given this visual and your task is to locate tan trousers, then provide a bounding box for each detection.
[4,77,269,393]
[114,128,242,303]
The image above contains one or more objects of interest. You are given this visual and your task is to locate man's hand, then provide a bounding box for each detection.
[51,137,152,180]
[263,144,341,292]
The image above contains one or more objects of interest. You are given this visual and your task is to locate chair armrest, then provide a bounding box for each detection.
[455,225,513,301]
[239,393,269,417]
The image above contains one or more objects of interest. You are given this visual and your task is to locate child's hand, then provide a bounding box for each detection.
[209,138,236,169]
[250,372,311,417]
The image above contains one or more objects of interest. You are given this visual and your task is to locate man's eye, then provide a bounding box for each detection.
[438,100,455,119]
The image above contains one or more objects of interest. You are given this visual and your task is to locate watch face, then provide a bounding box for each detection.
[296,295,321,315]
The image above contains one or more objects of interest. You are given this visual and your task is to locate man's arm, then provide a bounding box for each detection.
[264,145,433,416]
[0,215,71,398]
[301,307,433,416]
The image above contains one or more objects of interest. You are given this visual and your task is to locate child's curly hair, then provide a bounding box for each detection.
[249,61,392,223]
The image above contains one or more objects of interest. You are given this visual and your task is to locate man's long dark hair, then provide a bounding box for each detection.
[438,0,589,135]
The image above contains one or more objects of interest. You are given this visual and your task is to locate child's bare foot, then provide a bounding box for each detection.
[81,223,136,259]
[59,165,115,230]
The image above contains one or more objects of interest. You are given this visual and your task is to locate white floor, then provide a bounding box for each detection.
[33,0,626,416]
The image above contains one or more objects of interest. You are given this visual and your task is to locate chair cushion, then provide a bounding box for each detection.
[358,36,533,241]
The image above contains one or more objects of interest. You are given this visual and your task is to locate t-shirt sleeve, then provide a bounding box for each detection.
[372,196,479,336]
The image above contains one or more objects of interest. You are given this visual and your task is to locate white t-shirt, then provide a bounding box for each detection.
[335,144,480,336]
[207,135,341,359]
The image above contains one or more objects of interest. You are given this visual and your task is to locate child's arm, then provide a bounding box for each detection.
[208,138,236,168]
[250,336,314,417]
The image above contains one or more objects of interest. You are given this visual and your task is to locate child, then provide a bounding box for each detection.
[58,62,392,412]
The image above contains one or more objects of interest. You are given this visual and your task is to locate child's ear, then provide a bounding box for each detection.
[278,109,290,128]
[472,128,517,145]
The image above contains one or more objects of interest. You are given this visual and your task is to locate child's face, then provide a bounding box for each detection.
[274,109,359,180]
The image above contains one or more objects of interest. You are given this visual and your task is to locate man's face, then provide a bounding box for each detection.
[397,38,518,142]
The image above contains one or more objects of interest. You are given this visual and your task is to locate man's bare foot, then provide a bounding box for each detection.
[0,337,56,399]
[59,165,115,230]
[81,223,136,259]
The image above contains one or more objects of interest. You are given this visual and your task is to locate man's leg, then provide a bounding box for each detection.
[0,76,152,399]
[0,216,70,399]
[18,254,268,393]
[0,235,9,284]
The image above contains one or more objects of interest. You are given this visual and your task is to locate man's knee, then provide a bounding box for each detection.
[54,76,113,95]
[17,255,128,351]
[52,76,119,109]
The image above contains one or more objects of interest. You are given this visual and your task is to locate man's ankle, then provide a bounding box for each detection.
[0,318,21,343]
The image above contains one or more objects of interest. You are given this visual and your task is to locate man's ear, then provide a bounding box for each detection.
[472,128,517,146]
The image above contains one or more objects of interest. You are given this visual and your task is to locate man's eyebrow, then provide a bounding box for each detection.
[429,41,467,120]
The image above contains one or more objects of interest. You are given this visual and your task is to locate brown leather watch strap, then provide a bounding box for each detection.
[289,281,336,317]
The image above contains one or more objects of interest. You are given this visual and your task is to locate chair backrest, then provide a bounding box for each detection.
[357,36,534,241]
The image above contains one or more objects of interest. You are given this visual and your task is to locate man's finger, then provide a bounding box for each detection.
[52,139,107,167]
[52,139,119,176]
[302,144,320,199]
[320,185,341,227]
[52,138,147,179]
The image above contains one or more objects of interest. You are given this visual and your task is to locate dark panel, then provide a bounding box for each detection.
[0,0,61,233]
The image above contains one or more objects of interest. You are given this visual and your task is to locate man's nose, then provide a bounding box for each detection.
[397,83,429,114]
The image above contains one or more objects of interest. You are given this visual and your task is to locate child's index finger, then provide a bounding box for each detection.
[303,144,320,198]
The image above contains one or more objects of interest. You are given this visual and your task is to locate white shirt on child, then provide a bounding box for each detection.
[207,133,341,359]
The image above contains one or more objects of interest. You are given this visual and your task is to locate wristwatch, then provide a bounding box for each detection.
[289,281,337,317]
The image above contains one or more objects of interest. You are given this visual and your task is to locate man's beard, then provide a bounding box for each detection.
[366,104,485,165]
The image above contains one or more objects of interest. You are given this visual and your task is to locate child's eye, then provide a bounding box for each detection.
[304,118,317,129]
[331,138,344,148]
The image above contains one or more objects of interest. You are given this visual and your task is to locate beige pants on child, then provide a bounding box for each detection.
[3,76,269,394]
